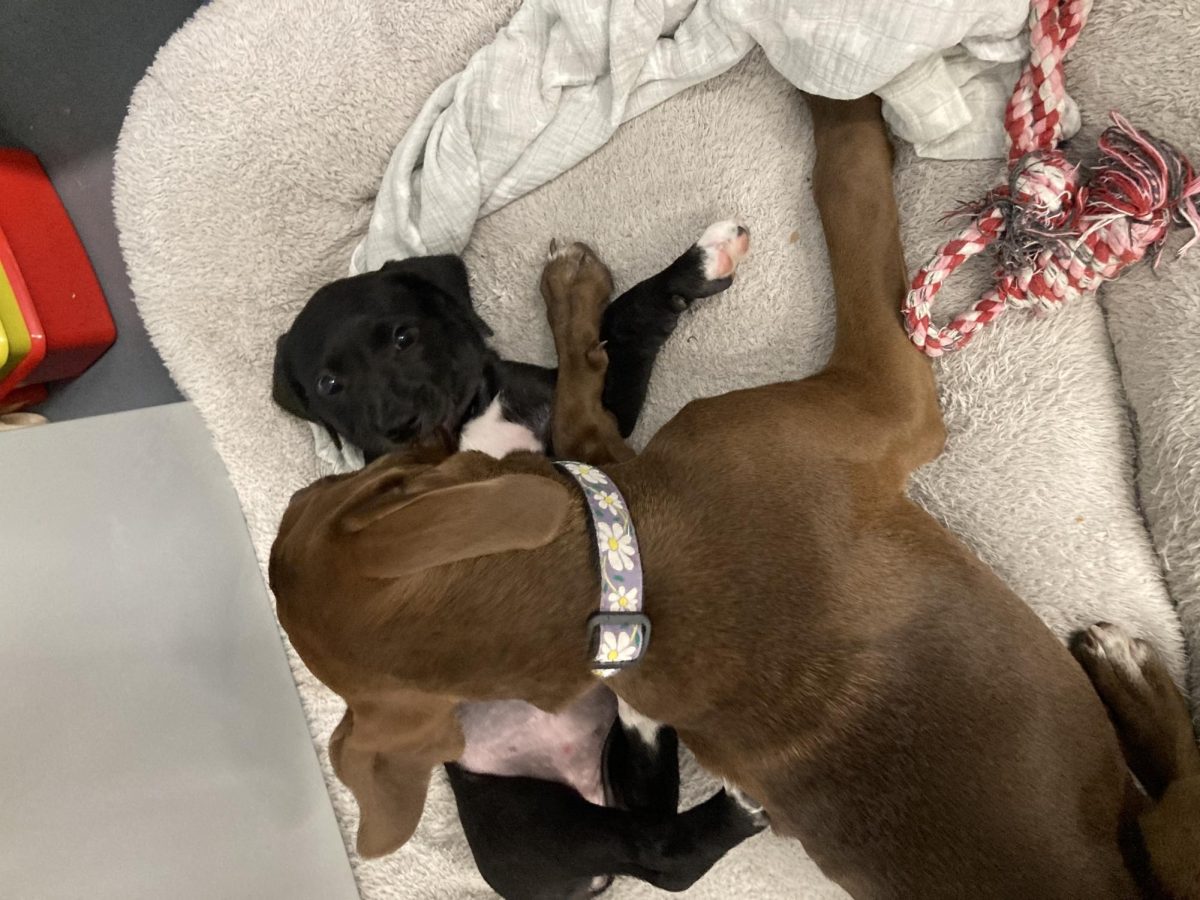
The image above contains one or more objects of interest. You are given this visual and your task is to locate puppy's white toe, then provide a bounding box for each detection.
[724,780,767,825]
[696,220,750,280]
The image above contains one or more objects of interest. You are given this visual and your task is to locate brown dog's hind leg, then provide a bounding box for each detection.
[802,94,946,470]
[1072,622,1200,898]
[541,241,636,465]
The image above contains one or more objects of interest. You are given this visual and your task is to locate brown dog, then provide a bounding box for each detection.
[270,94,1200,896]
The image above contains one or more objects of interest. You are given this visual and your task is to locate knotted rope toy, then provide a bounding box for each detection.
[904,0,1200,356]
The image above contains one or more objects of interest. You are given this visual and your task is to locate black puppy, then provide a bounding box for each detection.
[273,222,757,898]
[273,221,750,459]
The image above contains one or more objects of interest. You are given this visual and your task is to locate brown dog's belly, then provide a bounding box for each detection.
[456,685,616,805]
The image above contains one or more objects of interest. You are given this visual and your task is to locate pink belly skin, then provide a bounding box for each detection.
[456,685,617,806]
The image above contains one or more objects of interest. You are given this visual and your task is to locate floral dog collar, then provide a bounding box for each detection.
[555,461,649,676]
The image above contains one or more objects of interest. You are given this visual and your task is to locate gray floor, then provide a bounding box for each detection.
[1,9,361,895]
[0,0,204,419]
[0,404,358,899]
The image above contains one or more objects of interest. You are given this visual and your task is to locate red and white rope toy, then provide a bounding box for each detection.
[903,0,1200,357]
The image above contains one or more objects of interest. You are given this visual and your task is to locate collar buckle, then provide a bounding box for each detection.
[587,611,652,673]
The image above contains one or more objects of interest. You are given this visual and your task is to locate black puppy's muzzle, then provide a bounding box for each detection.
[356,384,456,460]
[384,416,420,444]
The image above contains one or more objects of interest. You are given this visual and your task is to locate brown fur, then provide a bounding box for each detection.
[541,239,635,464]
[270,94,1199,895]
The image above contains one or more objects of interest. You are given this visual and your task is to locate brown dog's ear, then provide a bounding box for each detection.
[341,468,572,579]
[330,691,464,857]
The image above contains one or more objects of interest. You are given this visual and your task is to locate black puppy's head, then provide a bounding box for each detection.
[273,255,495,461]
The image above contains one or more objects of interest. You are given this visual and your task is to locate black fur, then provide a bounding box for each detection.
[601,237,740,436]
[446,765,764,900]
[273,255,497,460]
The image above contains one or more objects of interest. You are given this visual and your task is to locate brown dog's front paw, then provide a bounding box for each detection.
[540,240,614,338]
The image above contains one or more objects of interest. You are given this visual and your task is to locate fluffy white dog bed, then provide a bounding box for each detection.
[115,1,1199,897]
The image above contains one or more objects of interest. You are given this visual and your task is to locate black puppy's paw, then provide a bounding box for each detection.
[640,787,768,893]
[662,220,751,305]
[722,781,769,830]
[601,717,680,815]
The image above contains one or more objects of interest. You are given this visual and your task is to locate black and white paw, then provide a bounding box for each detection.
[663,220,751,305]
[696,220,751,281]
[723,780,769,830]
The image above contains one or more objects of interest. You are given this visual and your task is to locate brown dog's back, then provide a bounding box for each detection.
[608,386,1142,897]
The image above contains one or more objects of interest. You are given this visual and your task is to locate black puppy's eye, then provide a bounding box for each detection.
[393,325,417,350]
[316,373,343,397]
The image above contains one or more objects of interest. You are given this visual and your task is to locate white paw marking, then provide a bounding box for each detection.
[458,397,544,459]
[696,219,750,280]
[616,697,662,745]
[723,780,767,821]
[1085,623,1150,683]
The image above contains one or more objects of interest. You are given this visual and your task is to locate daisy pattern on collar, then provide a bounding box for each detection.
[599,630,640,664]
[562,462,608,485]
[596,521,636,572]
[607,586,638,610]
[554,459,648,673]
[592,490,623,513]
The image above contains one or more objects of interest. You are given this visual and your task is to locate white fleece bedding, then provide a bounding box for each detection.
[114,0,1198,896]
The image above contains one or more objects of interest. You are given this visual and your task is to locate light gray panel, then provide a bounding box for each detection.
[0,402,357,900]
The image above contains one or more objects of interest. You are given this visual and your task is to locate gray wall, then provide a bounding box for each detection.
[0,0,208,419]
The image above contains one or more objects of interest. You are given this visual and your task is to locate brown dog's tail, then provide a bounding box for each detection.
[1071,623,1200,899]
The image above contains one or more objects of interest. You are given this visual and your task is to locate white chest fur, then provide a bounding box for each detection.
[457,396,544,458]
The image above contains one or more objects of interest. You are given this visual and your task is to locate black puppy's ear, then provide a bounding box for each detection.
[382,256,493,337]
[272,333,315,422]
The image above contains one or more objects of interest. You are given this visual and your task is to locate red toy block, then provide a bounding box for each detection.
[0,230,46,400]
[0,148,115,397]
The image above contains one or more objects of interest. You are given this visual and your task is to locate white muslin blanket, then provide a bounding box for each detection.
[351,0,1064,275]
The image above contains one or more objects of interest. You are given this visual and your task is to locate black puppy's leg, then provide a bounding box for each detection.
[637,787,767,893]
[446,764,764,899]
[603,703,680,815]
[600,221,750,436]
